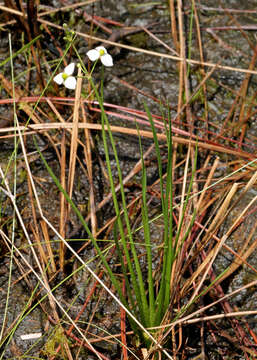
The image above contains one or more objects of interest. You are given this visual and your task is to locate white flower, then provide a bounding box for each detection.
[86,46,113,67]
[53,63,77,90]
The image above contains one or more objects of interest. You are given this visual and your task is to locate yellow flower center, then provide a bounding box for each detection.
[62,73,68,80]
[99,49,105,56]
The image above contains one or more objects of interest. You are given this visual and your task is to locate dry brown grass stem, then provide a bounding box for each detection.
[59,132,67,270]
[0,4,23,16]
[40,219,56,274]
[0,19,16,27]
[169,0,179,53]
[143,26,179,56]
[177,0,191,128]
[26,164,45,267]
[181,183,239,302]
[0,1,97,18]
[192,218,257,277]
[196,157,220,213]
[153,278,257,333]
[30,222,48,267]
[231,168,257,208]
[68,66,82,200]
[38,19,257,76]
[176,310,257,327]
[1,121,254,159]
[38,0,97,17]
[205,183,239,237]
[178,147,191,239]
[192,0,208,129]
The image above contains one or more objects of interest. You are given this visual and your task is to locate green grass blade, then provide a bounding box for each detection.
[137,124,155,326]
[0,35,42,68]
[112,219,136,314]
[161,112,174,315]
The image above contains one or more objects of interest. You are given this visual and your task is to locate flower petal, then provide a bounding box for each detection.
[95,46,107,54]
[87,49,100,61]
[64,76,77,90]
[100,53,113,67]
[64,63,75,76]
[53,73,64,85]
